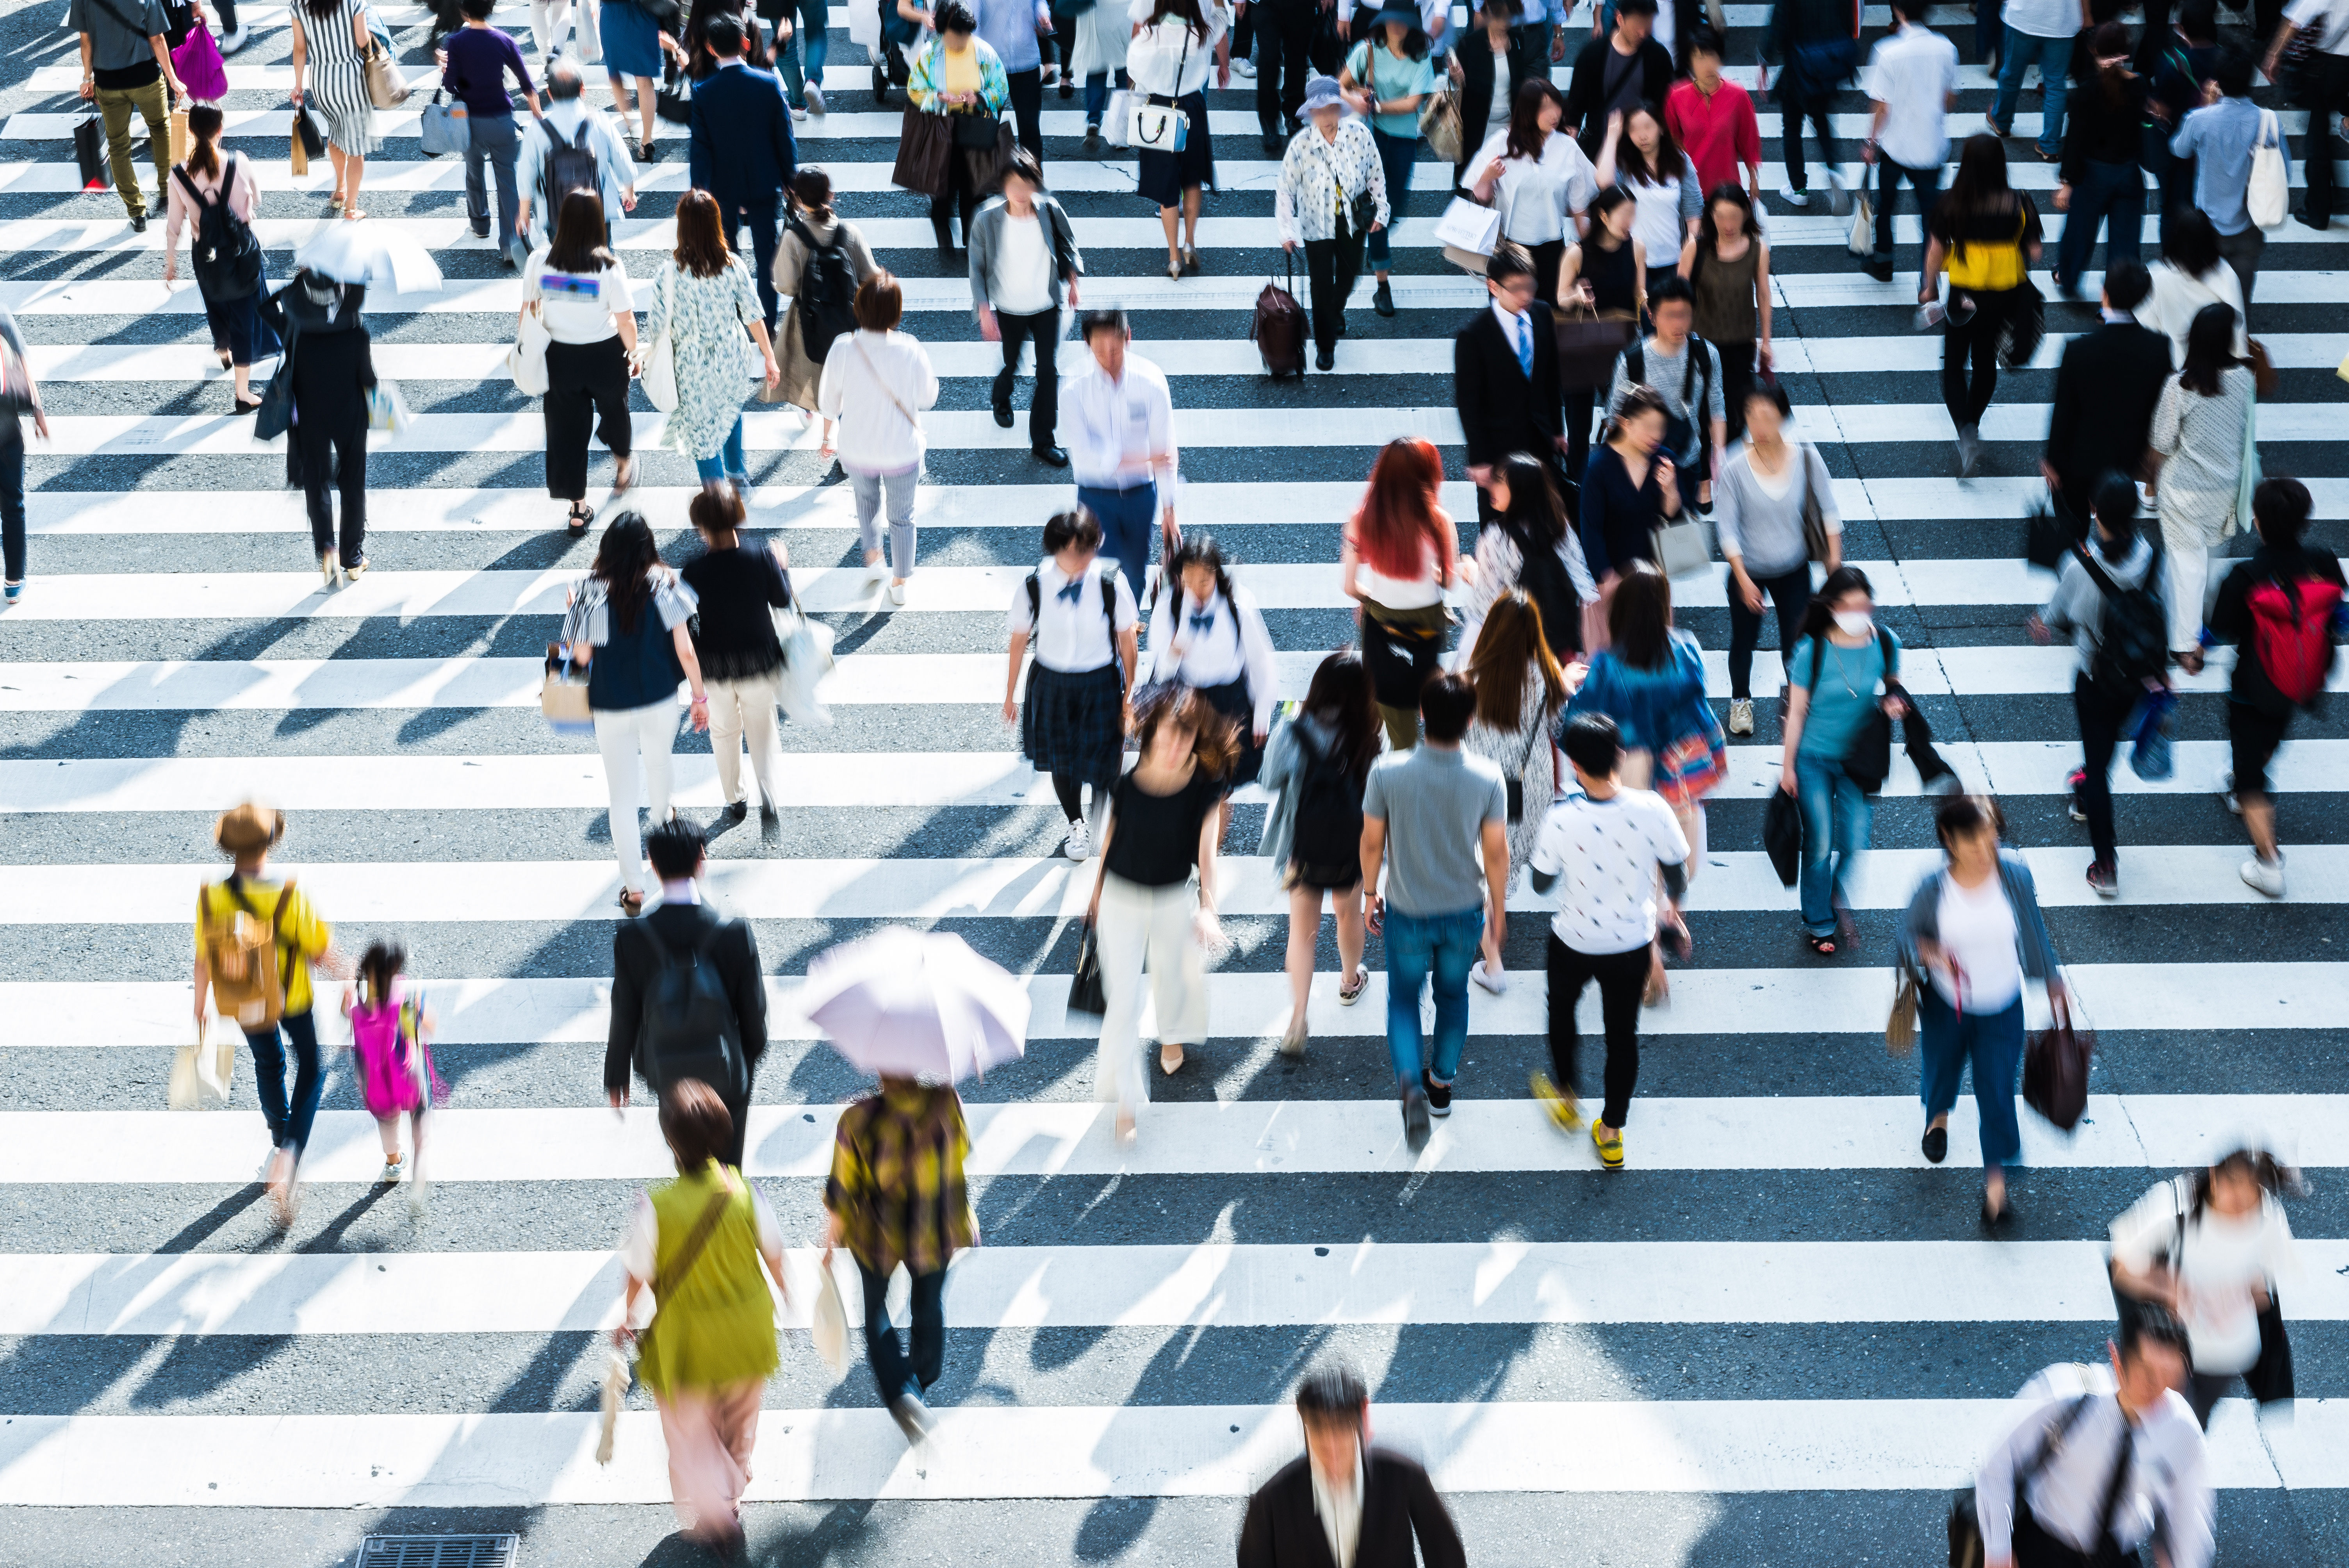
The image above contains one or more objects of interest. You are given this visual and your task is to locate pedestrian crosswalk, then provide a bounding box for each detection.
[3,0,2346,1559]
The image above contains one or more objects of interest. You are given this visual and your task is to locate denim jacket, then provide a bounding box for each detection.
[1896,851,2059,987]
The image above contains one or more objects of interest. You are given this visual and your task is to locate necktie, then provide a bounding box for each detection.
[1188,610,1215,633]
[1515,313,1534,379]
[1056,579,1085,605]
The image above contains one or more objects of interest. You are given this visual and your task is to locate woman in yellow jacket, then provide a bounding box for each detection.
[1918,133,2043,481]
[614,1081,788,1554]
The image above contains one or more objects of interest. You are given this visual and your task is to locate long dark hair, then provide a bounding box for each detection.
[1614,103,1688,186]
[2179,303,2244,396]
[357,940,407,1011]
[1495,451,1567,545]
[2189,1147,2309,1218]
[1584,185,1634,250]
[1470,590,1566,728]
[547,189,614,276]
[673,188,734,278]
[1691,181,1756,285]
[2160,205,2222,278]
[592,510,661,634]
[1147,0,1210,40]
[1132,681,1239,777]
[1160,532,1239,617]
[1606,563,1672,670]
[1939,133,2014,262]
[184,103,225,180]
[1795,564,1875,646]
[1372,14,1431,60]
[1506,78,1565,163]
[2087,20,2136,107]
[1301,648,1381,779]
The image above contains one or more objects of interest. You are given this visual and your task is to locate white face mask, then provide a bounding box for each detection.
[1832,609,1873,637]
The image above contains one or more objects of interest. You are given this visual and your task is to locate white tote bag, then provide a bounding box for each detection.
[847,0,881,51]
[507,299,551,396]
[810,1254,852,1375]
[2247,109,2288,230]
[1103,88,1136,146]
[1433,194,1502,275]
[774,599,837,726]
[168,1016,237,1111]
[641,266,680,413]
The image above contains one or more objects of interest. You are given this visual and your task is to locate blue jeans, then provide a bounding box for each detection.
[2055,157,2144,288]
[694,415,750,488]
[1084,66,1130,130]
[773,0,830,109]
[1794,752,1870,938]
[1076,481,1157,582]
[243,1007,324,1159]
[1366,125,1415,268]
[857,1261,946,1402]
[1918,987,2026,1169]
[1994,26,2073,157]
[1383,905,1481,1086]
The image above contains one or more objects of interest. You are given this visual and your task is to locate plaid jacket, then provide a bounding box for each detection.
[825,1082,978,1277]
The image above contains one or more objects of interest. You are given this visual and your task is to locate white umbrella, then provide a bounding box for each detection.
[799,927,1030,1083]
[292,223,444,295]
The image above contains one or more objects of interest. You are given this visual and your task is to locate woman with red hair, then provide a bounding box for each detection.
[1340,437,1463,750]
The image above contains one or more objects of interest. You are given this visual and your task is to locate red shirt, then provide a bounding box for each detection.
[1664,77,1760,198]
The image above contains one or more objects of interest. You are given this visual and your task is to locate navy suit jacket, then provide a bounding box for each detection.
[688,59,797,209]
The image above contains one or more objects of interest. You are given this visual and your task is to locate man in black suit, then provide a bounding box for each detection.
[1562,0,1675,156]
[1237,1362,1466,1568]
[606,818,769,1170]
[2041,260,2173,533]
[1454,242,1568,519]
[687,13,798,333]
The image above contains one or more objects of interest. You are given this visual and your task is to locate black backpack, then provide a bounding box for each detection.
[174,154,265,303]
[543,120,602,211]
[1026,567,1119,640]
[790,214,861,371]
[1287,720,1365,882]
[633,921,747,1099]
[1621,336,1714,457]
[1496,512,1581,658]
[2075,538,2168,698]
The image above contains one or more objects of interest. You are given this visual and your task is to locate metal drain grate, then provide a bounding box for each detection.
[355,1534,520,1568]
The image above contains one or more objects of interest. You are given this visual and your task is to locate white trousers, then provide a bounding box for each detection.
[593,698,677,894]
[531,0,602,64]
[707,671,782,808]
[2161,532,2213,654]
[1094,873,1208,1113]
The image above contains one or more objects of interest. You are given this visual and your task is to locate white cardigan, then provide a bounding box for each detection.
[816,328,940,477]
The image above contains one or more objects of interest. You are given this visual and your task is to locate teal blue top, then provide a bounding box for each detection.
[1346,39,1438,141]
[1789,629,1900,761]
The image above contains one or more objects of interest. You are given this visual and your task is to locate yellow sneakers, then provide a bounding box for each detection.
[1530,1071,1584,1132]
[1591,1121,1624,1170]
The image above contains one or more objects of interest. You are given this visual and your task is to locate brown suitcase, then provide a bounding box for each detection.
[1250,256,1307,379]
[891,103,953,198]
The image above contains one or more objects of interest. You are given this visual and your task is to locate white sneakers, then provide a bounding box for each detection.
[805,83,826,116]
[2241,855,2285,897]
[888,582,907,607]
[1780,183,1810,208]
[1232,57,1256,78]
[1062,816,1093,860]
[1727,698,1754,736]
[1469,960,1507,996]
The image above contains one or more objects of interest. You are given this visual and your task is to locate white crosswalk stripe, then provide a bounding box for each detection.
[4,0,2345,1555]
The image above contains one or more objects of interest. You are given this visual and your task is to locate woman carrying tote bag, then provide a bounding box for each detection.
[1126,0,1230,282]
[523,189,639,538]
[640,188,781,496]
[905,2,1011,255]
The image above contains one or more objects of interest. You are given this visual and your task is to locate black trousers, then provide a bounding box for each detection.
[1546,935,1649,1129]
[2302,55,2349,225]
[1873,157,1942,267]
[991,305,1060,447]
[723,198,782,331]
[1727,561,1811,699]
[543,335,633,502]
[1255,0,1316,134]
[0,431,23,583]
[2013,1505,2131,1568]
[2073,672,2133,867]
[722,1076,755,1171]
[1778,78,1836,190]
[1526,237,1567,314]
[1714,339,1756,444]
[1005,65,1045,166]
[1303,221,1366,355]
[295,396,367,565]
[931,150,982,250]
[1943,287,2018,429]
[1564,388,1597,481]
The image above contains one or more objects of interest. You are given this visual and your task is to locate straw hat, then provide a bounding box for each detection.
[213,802,285,856]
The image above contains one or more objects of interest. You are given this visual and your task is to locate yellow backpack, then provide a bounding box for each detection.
[200,878,295,1030]
[1943,209,2029,294]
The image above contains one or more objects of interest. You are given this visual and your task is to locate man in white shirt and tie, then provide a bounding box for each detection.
[1974,1308,2215,1568]
[1453,244,1565,520]
[1236,1362,1467,1568]
[1065,308,1181,589]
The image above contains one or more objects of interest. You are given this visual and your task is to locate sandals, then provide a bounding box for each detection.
[1805,932,1839,957]
[1336,967,1366,1005]
[618,887,646,918]
[566,502,593,538]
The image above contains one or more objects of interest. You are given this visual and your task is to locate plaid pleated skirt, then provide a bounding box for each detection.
[1021,661,1126,788]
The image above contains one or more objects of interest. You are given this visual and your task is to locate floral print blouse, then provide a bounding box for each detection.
[1274,117,1391,246]
[644,255,763,461]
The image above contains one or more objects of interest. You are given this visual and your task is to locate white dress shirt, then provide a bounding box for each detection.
[1308,1445,1365,1568]
[2109,1177,2303,1373]
[1008,557,1141,673]
[1125,0,1229,97]
[1863,22,1962,172]
[1464,128,1599,247]
[1066,353,1179,492]
[1975,1362,2214,1568]
[1142,583,1279,729]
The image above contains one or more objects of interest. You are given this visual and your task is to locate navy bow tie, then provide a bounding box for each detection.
[1057,579,1085,605]
[1188,610,1215,633]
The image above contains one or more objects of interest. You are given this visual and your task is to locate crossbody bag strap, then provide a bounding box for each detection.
[652,1172,739,1306]
[855,335,919,425]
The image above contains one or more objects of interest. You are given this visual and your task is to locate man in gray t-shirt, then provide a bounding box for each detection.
[1604,275,1727,512]
[70,0,183,229]
[1358,673,1509,1152]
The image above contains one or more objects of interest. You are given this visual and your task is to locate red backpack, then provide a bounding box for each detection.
[2245,574,2344,707]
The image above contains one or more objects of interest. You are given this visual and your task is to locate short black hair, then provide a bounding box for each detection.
[2211,45,2255,97]
[646,816,707,881]
[2117,1303,2193,1366]
[934,0,977,34]
[1295,1362,1369,1427]
[1561,712,1622,778]
[1419,671,1478,743]
[2253,476,2313,541]
[1933,793,2005,850]
[1687,24,1723,57]
[460,0,497,19]
[705,11,745,54]
[2103,259,2152,313]
[1043,506,1103,555]
[1648,275,1694,312]
[2090,471,2140,534]
[659,1079,734,1171]
[1000,146,1045,191]
[1615,0,1656,16]
[1888,0,1930,20]
[1080,308,1129,342]
[2178,0,2218,39]
[1744,376,1791,419]
[1486,242,1534,287]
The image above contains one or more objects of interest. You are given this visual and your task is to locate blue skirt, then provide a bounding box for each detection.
[1135,91,1214,207]
[204,287,282,368]
[600,0,667,80]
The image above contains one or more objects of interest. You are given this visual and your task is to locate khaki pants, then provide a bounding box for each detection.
[654,1378,761,1543]
[97,78,170,220]
[706,671,782,809]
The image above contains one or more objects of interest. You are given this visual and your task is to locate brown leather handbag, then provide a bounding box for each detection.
[891,104,953,198]
[2022,994,2094,1131]
[1554,305,1636,392]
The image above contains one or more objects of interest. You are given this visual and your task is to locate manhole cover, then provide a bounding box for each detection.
[356,1535,520,1568]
